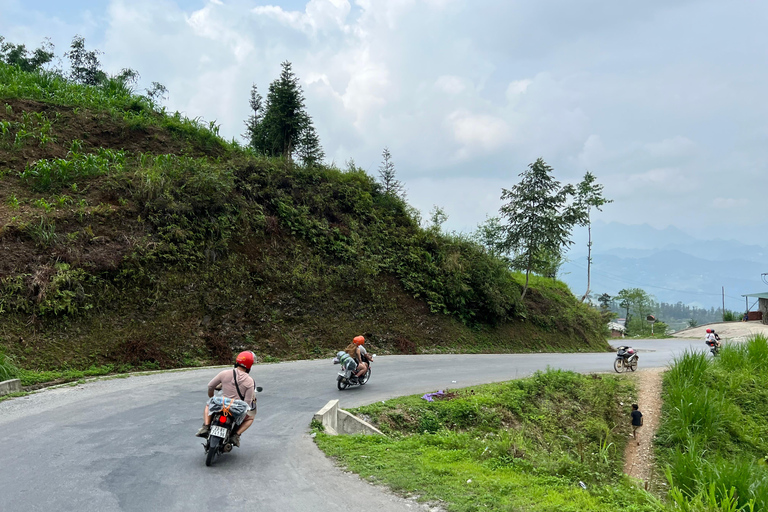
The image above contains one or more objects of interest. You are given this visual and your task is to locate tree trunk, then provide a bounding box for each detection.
[521,260,531,300]
[581,221,592,302]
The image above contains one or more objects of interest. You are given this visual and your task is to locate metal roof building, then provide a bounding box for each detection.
[742,292,768,324]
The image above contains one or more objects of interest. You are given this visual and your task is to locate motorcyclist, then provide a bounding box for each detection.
[195,351,256,447]
[705,329,720,348]
[345,335,372,381]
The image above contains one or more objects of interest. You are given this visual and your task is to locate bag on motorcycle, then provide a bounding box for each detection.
[207,396,249,425]
[338,352,357,372]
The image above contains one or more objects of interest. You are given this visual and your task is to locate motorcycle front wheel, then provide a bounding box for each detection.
[613,358,624,373]
[359,367,371,385]
[206,436,220,467]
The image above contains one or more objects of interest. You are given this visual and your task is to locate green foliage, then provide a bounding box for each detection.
[0,110,57,150]
[20,147,125,192]
[244,62,324,165]
[65,35,106,85]
[499,158,579,299]
[5,193,19,209]
[0,348,19,381]
[0,61,229,154]
[0,35,54,72]
[722,309,740,322]
[377,147,404,197]
[316,370,660,512]
[657,336,768,511]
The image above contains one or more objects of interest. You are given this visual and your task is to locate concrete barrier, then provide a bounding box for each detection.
[314,399,340,435]
[313,399,383,436]
[0,379,22,396]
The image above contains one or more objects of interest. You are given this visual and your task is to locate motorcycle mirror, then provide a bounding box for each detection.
[256,386,263,392]
[372,354,377,358]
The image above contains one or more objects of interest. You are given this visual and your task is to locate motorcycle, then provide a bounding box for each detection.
[333,354,375,390]
[706,341,720,356]
[613,346,638,373]
[203,386,262,467]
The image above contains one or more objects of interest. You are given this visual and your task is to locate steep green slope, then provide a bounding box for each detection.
[0,62,609,382]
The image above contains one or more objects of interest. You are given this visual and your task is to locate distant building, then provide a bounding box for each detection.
[742,292,768,324]
[608,321,626,338]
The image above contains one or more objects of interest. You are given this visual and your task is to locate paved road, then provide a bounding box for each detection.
[0,338,704,511]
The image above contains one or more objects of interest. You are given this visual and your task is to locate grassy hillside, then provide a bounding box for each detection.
[0,62,609,383]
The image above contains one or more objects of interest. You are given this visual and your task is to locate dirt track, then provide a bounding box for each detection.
[623,368,664,487]
[672,320,768,341]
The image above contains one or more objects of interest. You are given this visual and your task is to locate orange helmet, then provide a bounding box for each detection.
[235,351,255,372]
[353,335,365,346]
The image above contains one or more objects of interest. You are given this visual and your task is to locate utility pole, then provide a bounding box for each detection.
[722,286,725,321]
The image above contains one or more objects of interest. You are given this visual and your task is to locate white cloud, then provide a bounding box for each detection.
[506,79,532,98]
[252,0,351,34]
[577,134,607,169]
[644,136,696,159]
[447,110,510,156]
[629,167,681,184]
[435,75,468,95]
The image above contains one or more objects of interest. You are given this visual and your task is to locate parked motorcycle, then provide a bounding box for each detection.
[203,386,262,467]
[333,354,375,390]
[614,346,638,373]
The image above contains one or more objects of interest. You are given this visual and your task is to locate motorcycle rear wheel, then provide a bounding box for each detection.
[629,358,638,371]
[337,377,349,390]
[613,358,624,373]
[206,436,220,467]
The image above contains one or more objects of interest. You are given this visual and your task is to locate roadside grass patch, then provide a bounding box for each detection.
[315,370,661,512]
[0,348,19,380]
[657,335,768,511]
[0,391,30,403]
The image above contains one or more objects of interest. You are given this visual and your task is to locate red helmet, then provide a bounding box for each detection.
[353,335,365,346]
[235,351,255,372]
[706,329,712,333]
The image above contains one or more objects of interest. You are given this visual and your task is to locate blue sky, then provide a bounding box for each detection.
[1,0,767,246]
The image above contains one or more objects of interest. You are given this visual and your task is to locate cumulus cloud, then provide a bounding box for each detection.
[435,75,469,95]
[447,110,510,156]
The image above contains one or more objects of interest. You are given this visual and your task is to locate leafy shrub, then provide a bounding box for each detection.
[0,349,19,381]
[20,147,125,191]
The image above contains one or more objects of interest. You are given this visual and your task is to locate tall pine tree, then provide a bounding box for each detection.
[244,61,324,166]
[377,147,404,197]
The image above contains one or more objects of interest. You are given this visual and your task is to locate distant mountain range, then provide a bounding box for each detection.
[560,221,767,310]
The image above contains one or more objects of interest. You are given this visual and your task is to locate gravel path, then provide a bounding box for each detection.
[623,368,665,487]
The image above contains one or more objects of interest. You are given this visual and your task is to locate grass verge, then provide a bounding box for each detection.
[0,391,31,403]
[656,334,768,511]
[315,370,662,512]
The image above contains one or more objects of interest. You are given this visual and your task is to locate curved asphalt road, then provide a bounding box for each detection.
[0,338,705,511]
